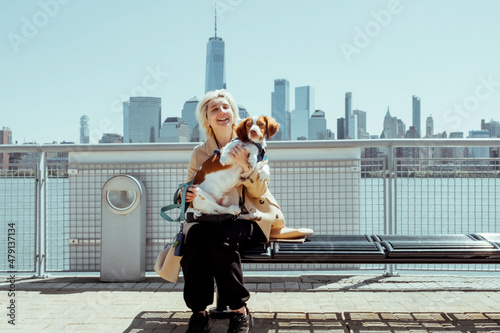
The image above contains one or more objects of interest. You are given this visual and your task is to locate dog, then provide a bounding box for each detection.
[191,116,279,218]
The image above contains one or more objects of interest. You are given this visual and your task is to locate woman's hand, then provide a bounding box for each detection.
[179,185,198,203]
[228,144,251,172]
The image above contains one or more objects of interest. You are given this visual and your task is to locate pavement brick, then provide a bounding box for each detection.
[2,273,500,332]
[284,281,299,291]
[257,282,271,291]
[270,282,284,291]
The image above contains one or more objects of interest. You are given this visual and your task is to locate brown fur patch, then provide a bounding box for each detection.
[264,116,280,139]
[235,118,249,142]
[193,153,233,185]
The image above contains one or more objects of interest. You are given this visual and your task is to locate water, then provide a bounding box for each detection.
[395,177,500,234]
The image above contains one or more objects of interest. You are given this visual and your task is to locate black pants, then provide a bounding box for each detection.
[180,219,265,312]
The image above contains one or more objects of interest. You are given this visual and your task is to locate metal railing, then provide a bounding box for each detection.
[1,139,499,276]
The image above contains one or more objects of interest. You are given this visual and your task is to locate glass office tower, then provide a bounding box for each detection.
[181,96,199,141]
[123,97,161,143]
[291,86,315,140]
[345,92,352,138]
[412,95,421,137]
[205,36,226,93]
[79,115,89,144]
[271,79,290,140]
[309,110,327,140]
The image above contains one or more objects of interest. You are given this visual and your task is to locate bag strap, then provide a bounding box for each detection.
[160,179,194,222]
[240,185,246,211]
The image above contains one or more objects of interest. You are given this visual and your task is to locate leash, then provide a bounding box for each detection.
[160,179,194,222]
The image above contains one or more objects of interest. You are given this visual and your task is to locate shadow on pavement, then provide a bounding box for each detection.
[5,275,500,295]
[123,311,500,332]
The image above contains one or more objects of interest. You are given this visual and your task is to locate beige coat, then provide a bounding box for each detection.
[185,135,285,241]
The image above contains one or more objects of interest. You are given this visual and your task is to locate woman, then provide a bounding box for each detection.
[181,89,285,333]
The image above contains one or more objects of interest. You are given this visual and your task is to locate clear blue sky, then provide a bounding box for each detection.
[2,0,500,143]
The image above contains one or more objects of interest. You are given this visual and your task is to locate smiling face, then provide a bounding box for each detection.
[197,90,240,140]
[206,97,235,136]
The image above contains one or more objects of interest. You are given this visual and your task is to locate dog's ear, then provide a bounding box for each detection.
[265,116,280,139]
[235,118,249,142]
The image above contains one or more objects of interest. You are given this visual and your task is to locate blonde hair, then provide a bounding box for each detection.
[196,89,240,139]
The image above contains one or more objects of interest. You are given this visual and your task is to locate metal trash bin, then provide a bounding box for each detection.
[100,175,146,282]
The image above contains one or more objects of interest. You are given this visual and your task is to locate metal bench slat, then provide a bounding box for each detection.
[375,234,500,261]
[271,234,386,263]
[474,233,500,248]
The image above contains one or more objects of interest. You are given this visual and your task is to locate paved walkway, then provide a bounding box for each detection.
[1,274,500,332]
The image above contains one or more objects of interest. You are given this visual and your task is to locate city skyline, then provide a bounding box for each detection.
[2,0,500,144]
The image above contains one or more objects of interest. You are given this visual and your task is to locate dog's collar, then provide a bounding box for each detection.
[252,142,267,162]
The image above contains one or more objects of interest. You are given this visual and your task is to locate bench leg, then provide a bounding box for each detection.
[208,287,235,319]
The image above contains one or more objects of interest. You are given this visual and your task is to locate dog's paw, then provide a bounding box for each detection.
[240,211,262,221]
[228,205,241,216]
[259,164,271,182]
[219,152,231,166]
[250,211,263,221]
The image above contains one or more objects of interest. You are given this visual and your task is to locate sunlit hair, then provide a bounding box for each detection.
[196,89,240,139]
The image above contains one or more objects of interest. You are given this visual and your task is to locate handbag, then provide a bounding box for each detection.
[154,242,182,283]
[155,181,192,283]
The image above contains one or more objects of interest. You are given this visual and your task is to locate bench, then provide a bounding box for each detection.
[241,233,500,264]
[210,233,500,318]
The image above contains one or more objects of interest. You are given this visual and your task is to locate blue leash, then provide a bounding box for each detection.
[160,179,194,222]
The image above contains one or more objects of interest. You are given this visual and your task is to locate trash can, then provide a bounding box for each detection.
[100,175,146,282]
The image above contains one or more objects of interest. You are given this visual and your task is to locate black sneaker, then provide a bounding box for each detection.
[227,308,253,333]
[186,312,210,333]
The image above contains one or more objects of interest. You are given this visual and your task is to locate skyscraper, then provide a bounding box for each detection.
[0,127,12,167]
[337,118,345,140]
[291,86,315,140]
[397,119,406,138]
[123,97,161,143]
[468,130,490,158]
[205,9,226,93]
[412,95,421,137]
[80,115,89,144]
[405,126,420,138]
[159,117,190,142]
[271,79,290,141]
[99,133,123,143]
[123,102,129,142]
[181,96,199,141]
[425,115,434,138]
[345,92,352,138]
[404,126,420,158]
[353,109,369,139]
[309,110,327,140]
[348,113,358,139]
[450,131,465,158]
[238,105,249,119]
[380,107,398,139]
[482,119,500,137]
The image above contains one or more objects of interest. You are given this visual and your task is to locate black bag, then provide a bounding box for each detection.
[186,212,237,224]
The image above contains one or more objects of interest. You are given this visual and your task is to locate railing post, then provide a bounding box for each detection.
[384,142,398,276]
[34,150,48,278]
[387,143,393,236]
